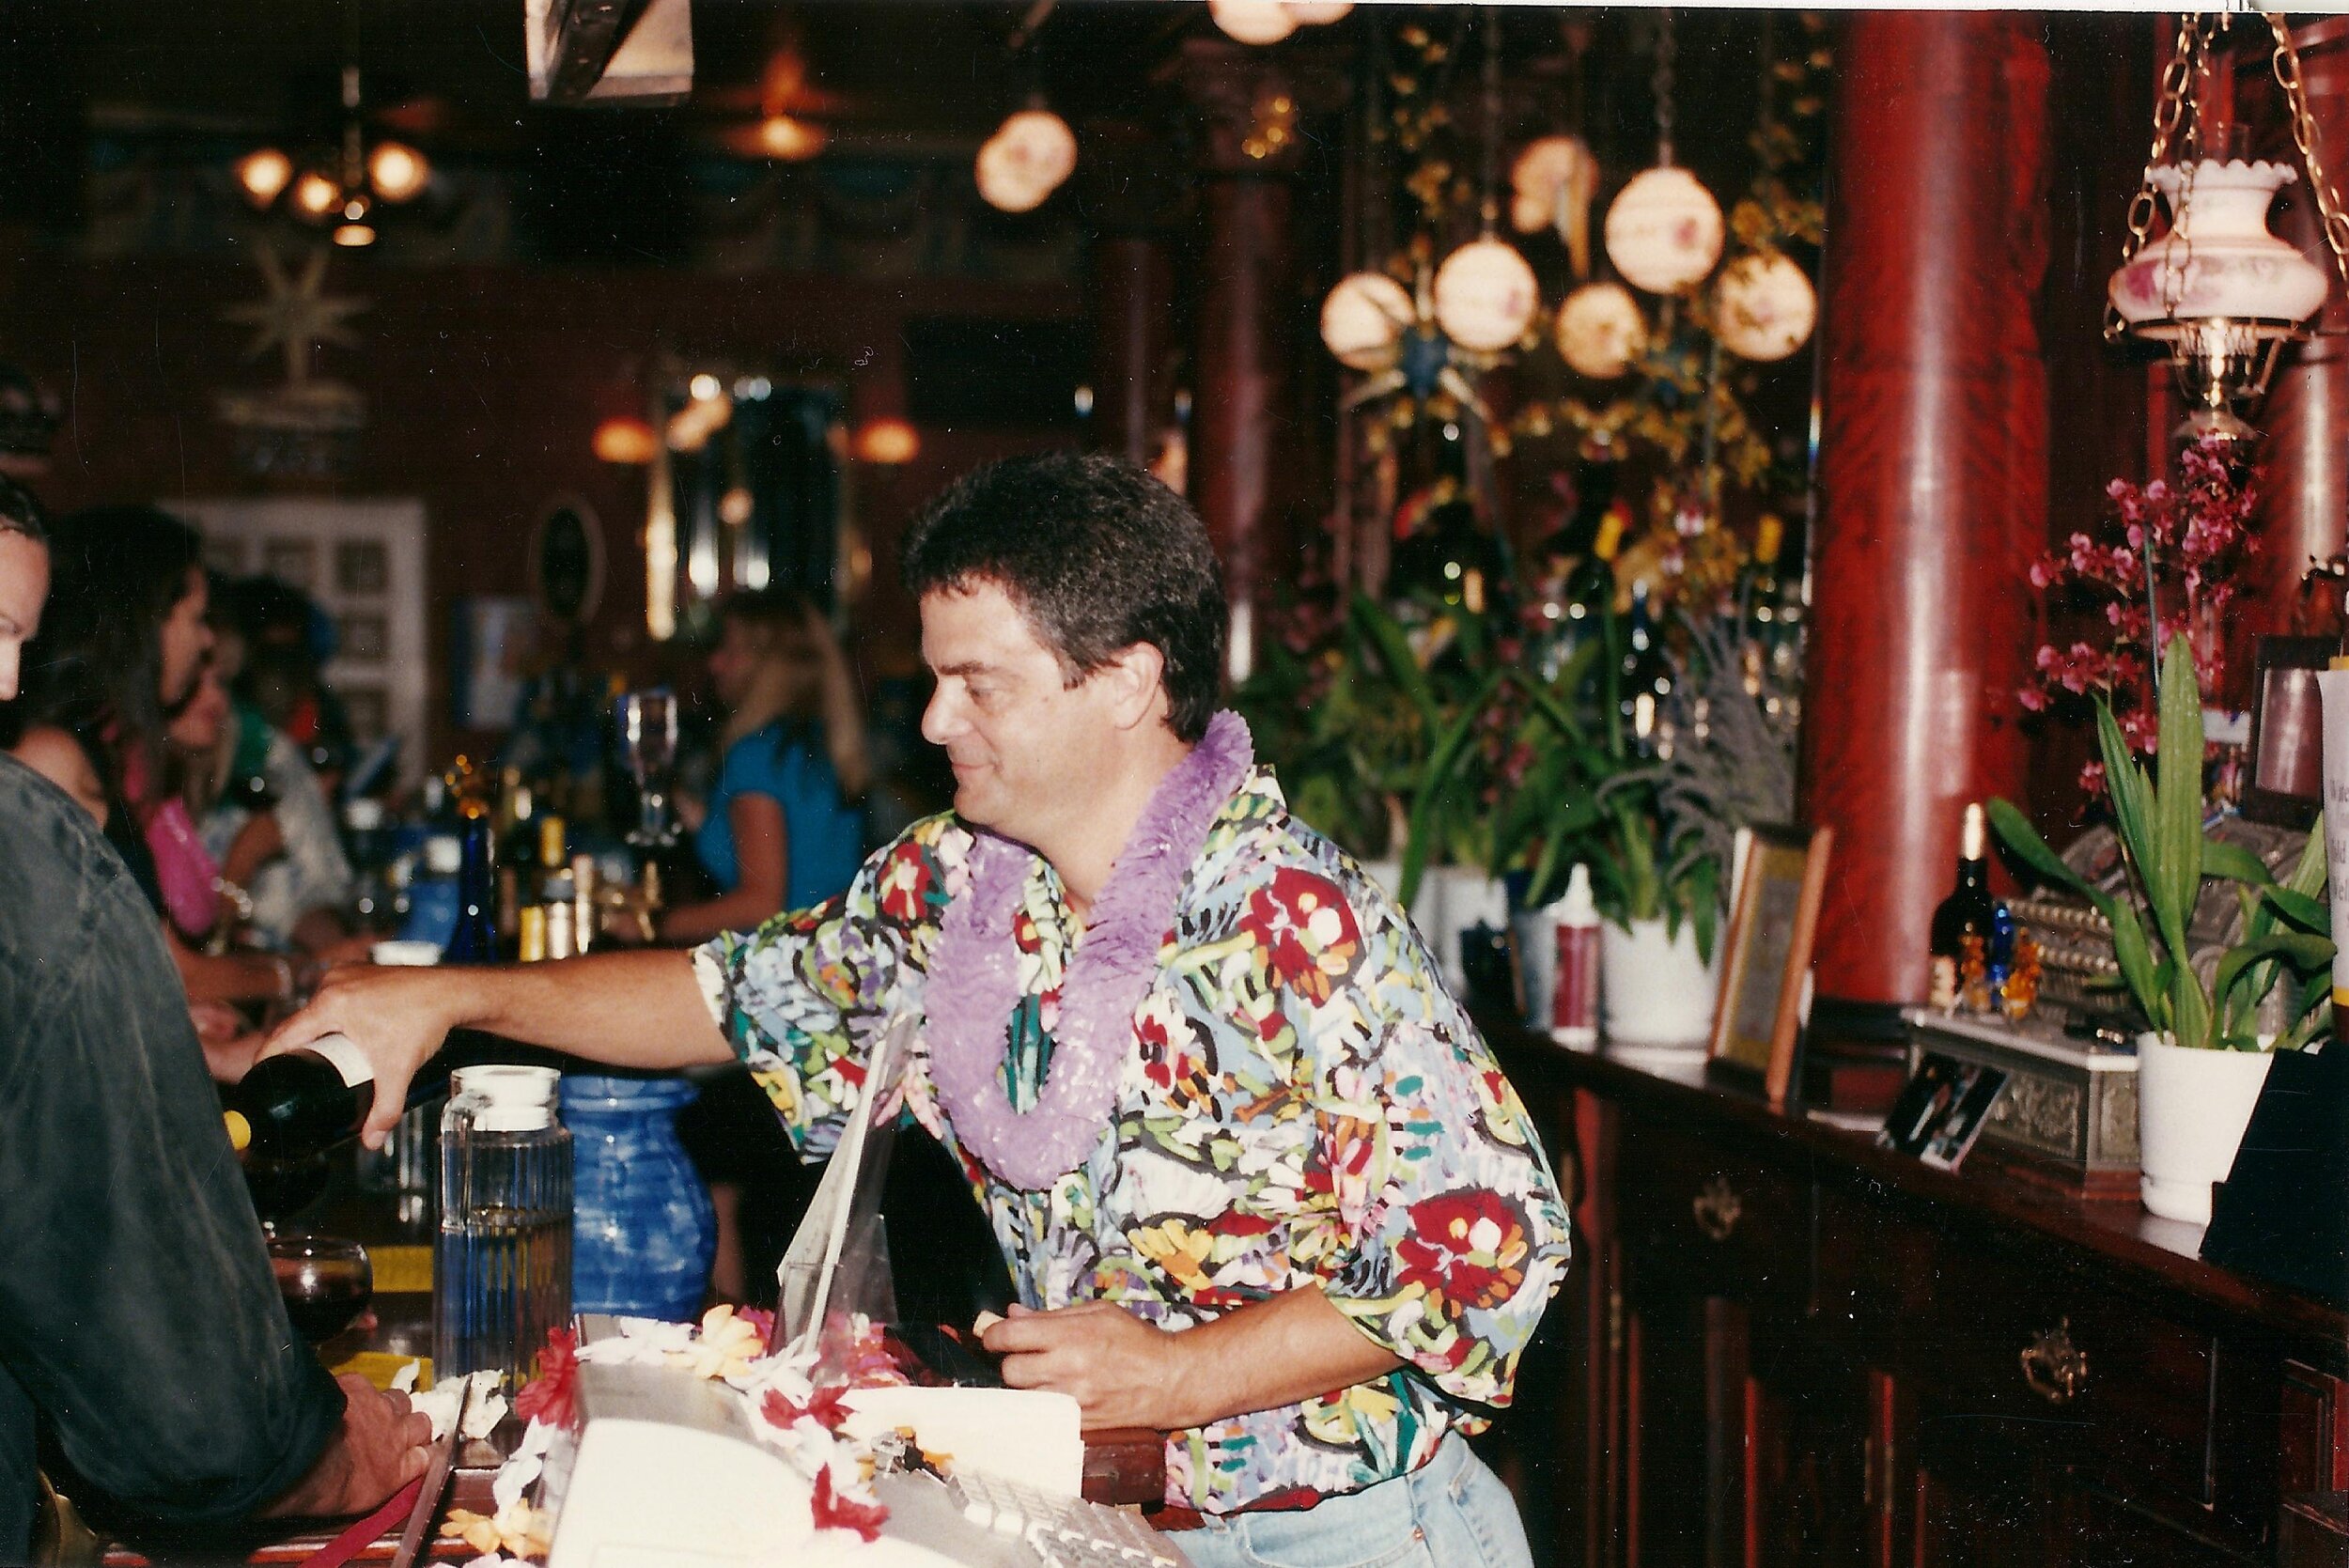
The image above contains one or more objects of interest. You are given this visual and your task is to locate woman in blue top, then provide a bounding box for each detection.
[660,588,867,944]
[663,588,869,1304]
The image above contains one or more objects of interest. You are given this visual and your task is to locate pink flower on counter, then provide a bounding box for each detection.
[514,1327,579,1430]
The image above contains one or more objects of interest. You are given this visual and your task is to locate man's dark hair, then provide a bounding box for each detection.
[0,474,47,544]
[23,504,206,797]
[901,453,1227,742]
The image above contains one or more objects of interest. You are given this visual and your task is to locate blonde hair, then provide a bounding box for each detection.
[718,589,869,799]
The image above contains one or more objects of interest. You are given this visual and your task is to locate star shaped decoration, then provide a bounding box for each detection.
[1339,256,1501,430]
[221,244,370,388]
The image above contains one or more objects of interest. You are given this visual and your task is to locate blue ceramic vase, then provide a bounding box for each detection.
[562,1074,714,1321]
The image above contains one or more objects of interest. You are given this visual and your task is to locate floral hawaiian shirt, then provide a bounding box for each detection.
[692,765,1571,1514]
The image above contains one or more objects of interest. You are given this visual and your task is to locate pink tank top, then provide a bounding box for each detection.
[145,797,221,940]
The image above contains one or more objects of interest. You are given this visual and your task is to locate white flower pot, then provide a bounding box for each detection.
[1361,860,1507,997]
[1602,917,1718,1048]
[1427,865,1509,996]
[2136,1032,2275,1226]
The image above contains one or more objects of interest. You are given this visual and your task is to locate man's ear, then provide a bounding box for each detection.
[1098,642,1168,731]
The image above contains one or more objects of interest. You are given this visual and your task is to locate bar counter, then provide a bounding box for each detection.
[1488,1021,2349,1568]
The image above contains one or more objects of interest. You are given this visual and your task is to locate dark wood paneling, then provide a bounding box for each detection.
[1496,1025,2349,1568]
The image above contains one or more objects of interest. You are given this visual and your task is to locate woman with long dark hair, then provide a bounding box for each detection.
[23,505,297,1007]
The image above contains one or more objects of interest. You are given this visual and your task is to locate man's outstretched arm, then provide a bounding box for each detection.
[265,950,731,1147]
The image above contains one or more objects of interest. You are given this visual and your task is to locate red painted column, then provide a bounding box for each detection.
[1170,40,1302,685]
[1093,236,1174,468]
[1799,12,2051,1011]
[2242,25,2349,661]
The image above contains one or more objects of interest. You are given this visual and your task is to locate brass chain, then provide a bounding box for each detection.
[2109,18,2207,341]
[2267,12,2349,297]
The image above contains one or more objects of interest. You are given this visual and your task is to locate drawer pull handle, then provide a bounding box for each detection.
[1692,1174,1743,1241]
[2019,1319,2089,1405]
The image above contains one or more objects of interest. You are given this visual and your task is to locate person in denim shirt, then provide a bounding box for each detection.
[0,490,429,1558]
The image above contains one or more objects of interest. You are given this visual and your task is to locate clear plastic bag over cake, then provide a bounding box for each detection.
[778,1012,912,1374]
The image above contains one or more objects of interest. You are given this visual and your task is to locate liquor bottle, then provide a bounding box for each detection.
[568,852,599,956]
[444,759,499,964]
[496,781,535,947]
[1620,580,1673,756]
[537,813,568,890]
[448,812,497,963]
[1929,801,1997,1011]
[1565,499,1628,620]
[222,1032,436,1163]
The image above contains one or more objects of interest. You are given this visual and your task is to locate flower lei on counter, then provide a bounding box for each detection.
[449,1305,912,1564]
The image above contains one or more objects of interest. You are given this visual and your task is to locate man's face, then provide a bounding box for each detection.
[0,532,48,704]
[158,567,214,711]
[919,582,1123,849]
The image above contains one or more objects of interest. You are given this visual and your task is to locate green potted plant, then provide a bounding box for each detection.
[1990,636,2331,1223]
[1237,589,1580,988]
[1499,613,1796,1045]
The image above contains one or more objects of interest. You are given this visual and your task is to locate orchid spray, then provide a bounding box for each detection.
[2019,434,2260,799]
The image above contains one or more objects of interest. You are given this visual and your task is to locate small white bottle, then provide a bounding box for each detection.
[1550,863,1602,1047]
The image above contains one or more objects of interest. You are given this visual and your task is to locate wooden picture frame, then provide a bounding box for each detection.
[1708,822,1834,1109]
[2243,634,2331,830]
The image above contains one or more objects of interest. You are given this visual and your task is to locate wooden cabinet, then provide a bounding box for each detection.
[1492,1032,2349,1568]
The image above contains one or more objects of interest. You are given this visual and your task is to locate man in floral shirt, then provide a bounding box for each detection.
[279,454,1568,1568]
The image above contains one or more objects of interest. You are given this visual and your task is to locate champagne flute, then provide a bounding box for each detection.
[617,688,679,847]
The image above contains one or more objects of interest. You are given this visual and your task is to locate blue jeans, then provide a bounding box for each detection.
[1167,1434,1533,1568]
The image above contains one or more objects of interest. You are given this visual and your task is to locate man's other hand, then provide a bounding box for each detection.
[264,1374,434,1518]
[979,1300,1190,1432]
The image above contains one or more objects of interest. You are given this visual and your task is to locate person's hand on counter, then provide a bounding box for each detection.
[262,1374,434,1519]
[983,1301,1185,1431]
[981,1286,1406,1435]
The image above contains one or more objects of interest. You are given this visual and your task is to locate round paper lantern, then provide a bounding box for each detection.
[1209,0,1298,46]
[235,147,294,207]
[290,169,343,220]
[1509,135,1595,231]
[975,135,1050,213]
[1284,1,1355,22]
[1432,239,1539,354]
[1319,272,1415,370]
[1556,282,1649,380]
[1605,165,1726,295]
[1714,253,1817,362]
[995,109,1078,193]
[366,140,429,203]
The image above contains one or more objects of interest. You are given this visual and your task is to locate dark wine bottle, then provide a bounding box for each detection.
[222,1033,380,1163]
[1620,580,1673,757]
[446,813,498,963]
[223,1032,444,1164]
[1928,802,1997,1010]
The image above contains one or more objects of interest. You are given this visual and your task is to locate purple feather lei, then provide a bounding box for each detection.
[926,709,1254,1190]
